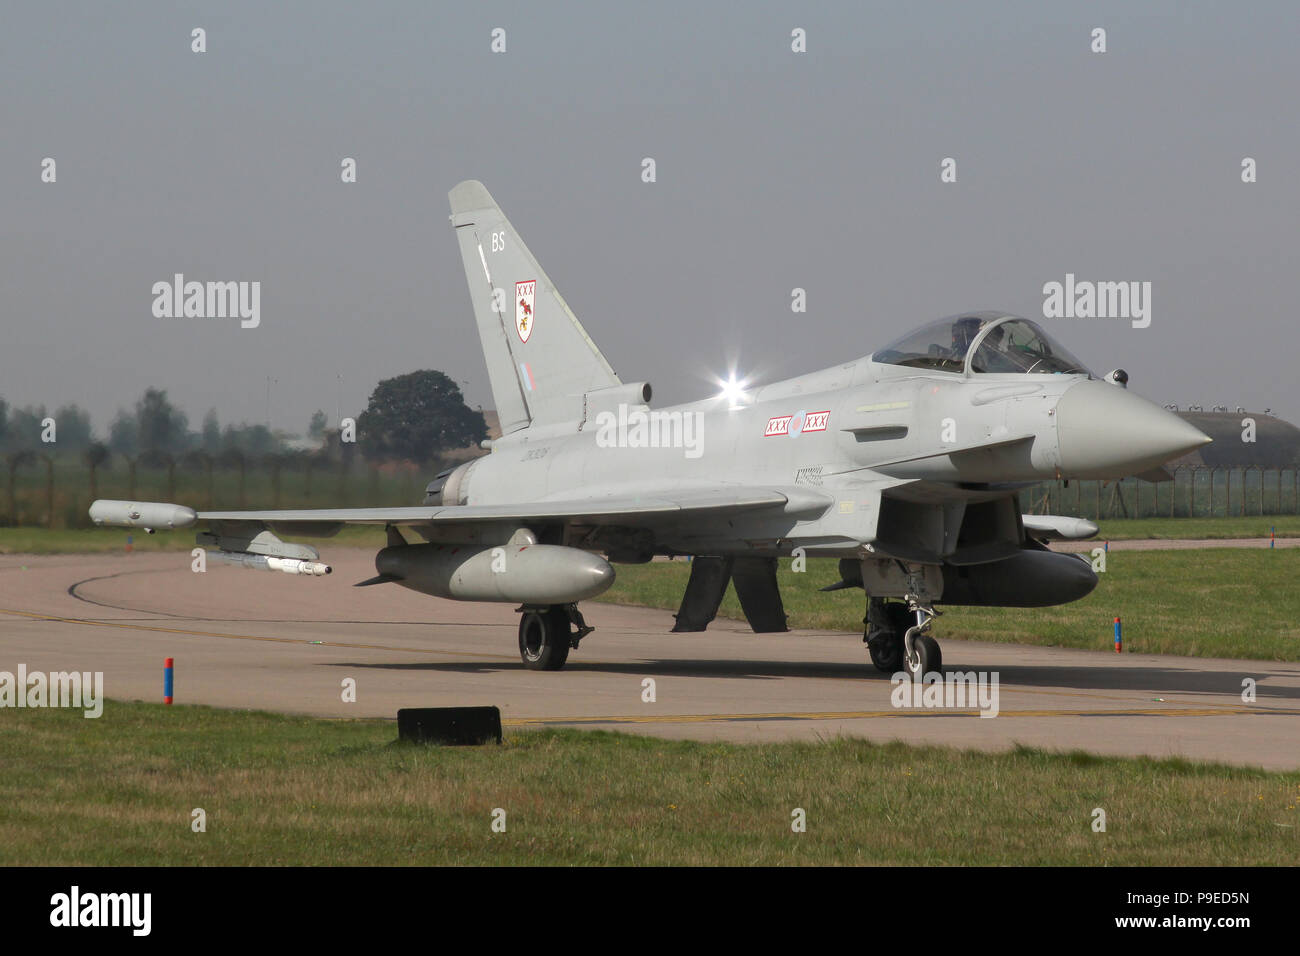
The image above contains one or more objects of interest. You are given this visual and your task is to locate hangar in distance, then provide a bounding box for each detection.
[90,180,1211,678]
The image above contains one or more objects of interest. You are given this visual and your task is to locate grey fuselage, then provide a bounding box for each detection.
[431,355,1103,562]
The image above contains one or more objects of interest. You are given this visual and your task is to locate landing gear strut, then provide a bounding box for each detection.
[863,565,943,679]
[517,603,592,670]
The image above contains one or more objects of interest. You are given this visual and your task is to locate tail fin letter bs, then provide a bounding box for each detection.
[449,181,620,434]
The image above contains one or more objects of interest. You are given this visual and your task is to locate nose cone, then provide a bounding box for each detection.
[1056,380,1211,478]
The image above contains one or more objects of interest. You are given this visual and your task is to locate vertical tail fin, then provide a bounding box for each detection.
[448,181,620,433]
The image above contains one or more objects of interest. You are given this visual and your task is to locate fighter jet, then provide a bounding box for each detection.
[90,181,1211,678]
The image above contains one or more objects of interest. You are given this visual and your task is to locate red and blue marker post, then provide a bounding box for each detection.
[164,657,174,705]
[1113,617,1122,653]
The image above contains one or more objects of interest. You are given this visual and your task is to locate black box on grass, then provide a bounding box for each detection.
[397,706,503,745]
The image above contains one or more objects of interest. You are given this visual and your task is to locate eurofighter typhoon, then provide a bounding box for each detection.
[90,181,1211,678]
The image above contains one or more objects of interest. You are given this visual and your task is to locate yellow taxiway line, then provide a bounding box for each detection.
[506,705,1300,726]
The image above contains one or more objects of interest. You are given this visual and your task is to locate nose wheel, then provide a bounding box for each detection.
[902,625,942,679]
[901,599,942,680]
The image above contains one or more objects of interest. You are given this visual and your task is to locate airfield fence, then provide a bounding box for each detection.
[2,456,1297,529]
[1,452,436,530]
[1018,466,1300,520]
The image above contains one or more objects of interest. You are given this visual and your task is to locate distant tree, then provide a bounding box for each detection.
[53,404,93,451]
[308,409,328,440]
[356,370,486,464]
[7,405,48,453]
[135,388,188,462]
[0,397,8,451]
[84,442,111,500]
[6,450,35,524]
[221,422,277,457]
[108,410,138,456]
[201,408,221,455]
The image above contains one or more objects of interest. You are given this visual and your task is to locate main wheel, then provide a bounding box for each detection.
[902,631,942,680]
[866,602,911,673]
[867,633,904,672]
[518,609,571,670]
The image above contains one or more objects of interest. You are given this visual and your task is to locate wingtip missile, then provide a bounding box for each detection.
[89,499,196,530]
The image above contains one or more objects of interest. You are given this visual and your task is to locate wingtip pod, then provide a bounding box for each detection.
[1056,516,1099,540]
[89,499,196,530]
[1021,514,1100,541]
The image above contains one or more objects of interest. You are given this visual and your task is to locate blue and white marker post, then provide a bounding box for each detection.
[164,657,174,705]
[1113,617,1122,653]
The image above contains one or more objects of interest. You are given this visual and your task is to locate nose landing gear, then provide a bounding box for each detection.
[863,565,943,679]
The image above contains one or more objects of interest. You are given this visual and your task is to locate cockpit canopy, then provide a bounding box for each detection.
[872,312,1093,376]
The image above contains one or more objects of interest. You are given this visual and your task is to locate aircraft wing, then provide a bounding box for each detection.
[89,486,827,534]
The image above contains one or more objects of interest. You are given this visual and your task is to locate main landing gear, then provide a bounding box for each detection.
[517,603,593,670]
[864,598,907,672]
[863,572,943,679]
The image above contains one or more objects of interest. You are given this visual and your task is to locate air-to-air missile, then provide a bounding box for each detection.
[209,551,332,576]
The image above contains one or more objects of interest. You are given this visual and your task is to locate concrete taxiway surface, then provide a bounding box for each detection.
[2,551,1297,769]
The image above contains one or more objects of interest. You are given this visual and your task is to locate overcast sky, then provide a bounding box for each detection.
[3,1,1297,437]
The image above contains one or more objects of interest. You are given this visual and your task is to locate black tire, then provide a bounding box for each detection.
[867,633,904,672]
[866,602,911,673]
[546,605,574,647]
[518,609,570,670]
[903,632,943,680]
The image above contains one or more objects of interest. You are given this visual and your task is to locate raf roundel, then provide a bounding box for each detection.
[516,279,536,343]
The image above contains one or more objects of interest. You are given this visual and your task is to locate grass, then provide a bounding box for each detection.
[1,701,1296,865]
[0,525,385,554]
[601,550,1300,661]
[1090,516,1300,540]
